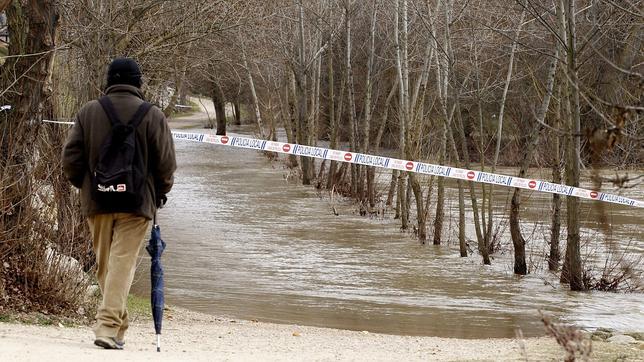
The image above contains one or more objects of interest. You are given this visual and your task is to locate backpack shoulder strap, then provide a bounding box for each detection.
[97,96,121,127]
[129,102,153,129]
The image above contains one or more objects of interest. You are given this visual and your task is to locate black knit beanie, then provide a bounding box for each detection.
[106,58,143,88]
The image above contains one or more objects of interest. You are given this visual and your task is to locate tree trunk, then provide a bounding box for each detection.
[447,108,471,258]
[325,46,337,188]
[431,0,451,246]
[242,49,265,139]
[345,3,359,198]
[326,62,345,190]
[562,0,584,291]
[369,79,398,206]
[395,173,402,220]
[394,0,409,230]
[432,121,446,245]
[366,167,375,208]
[278,81,298,168]
[0,0,12,13]
[295,70,309,176]
[549,138,563,271]
[356,0,378,204]
[316,160,327,189]
[509,51,558,275]
[295,1,311,185]
[454,101,487,262]
[409,173,426,242]
[1,0,59,239]
[549,87,563,272]
[308,35,323,182]
[233,99,241,125]
[211,80,227,135]
[387,170,398,208]
[474,51,488,240]
[432,177,445,245]
[485,8,526,253]
[164,91,177,118]
[0,0,63,299]
[457,179,466,256]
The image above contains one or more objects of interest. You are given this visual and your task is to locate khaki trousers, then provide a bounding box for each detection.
[88,213,149,340]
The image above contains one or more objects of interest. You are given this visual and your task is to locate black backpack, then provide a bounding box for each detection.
[91,96,152,211]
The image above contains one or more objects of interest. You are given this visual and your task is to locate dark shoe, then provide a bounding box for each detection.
[116,328,126,347]
[94,336,123,350]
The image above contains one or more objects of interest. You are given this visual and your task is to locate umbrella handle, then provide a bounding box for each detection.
[157,334,161,352]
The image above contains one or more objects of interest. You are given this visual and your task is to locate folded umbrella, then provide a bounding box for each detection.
[146,223,166,352]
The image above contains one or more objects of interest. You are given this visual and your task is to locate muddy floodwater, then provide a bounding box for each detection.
[133,127,643,338]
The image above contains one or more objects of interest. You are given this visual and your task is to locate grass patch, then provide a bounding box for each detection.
[0,293,151,327]
[0,312,82,327]
[127,293,151,319]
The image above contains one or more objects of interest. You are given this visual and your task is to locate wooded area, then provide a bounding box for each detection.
[0,0,642,313]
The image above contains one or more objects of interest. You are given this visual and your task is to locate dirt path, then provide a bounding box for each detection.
[167,97,214,130]
[2,306,642,361]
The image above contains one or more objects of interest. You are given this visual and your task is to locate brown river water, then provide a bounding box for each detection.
[133,127,643,338]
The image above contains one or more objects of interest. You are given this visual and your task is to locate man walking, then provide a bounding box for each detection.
[62,58,176,349]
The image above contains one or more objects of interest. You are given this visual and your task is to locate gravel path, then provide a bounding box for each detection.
[2,306,642,361]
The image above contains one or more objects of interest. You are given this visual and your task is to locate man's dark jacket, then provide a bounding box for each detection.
[62,84,176,219]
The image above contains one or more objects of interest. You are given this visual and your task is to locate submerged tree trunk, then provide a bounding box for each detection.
[327,71,345,190]
[509,52,558,275]
[431,0,451,246]
[295,1,312,185]
[357,0,378,204]
[562,0,584,291]
[409,174,426,242]
[432,179,445,245]
[295,69,310,183]
[447,109,472,257]
[345,3,358,197]
[394,0,410,230]
[485,8,526,253]
[371,79,398,208]
[432,121,446,245]
[453,102,487,262]
[457,179,466,256]
[549,86,563,272]
[325,47,338,189]
[278,82,298,168]
[308,36,323,182]
[549,137,563,271]
[387,170,398,209]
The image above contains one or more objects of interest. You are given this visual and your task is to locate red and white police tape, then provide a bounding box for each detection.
[171,131,643,209]
[41,120,643,209]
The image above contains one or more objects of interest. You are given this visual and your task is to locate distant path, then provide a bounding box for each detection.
[1,307,642,361]
[167,97,214,130]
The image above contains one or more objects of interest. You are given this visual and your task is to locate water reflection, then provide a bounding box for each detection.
[133,127,643,338]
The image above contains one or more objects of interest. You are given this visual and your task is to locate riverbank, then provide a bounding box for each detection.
[2,305,642,361]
